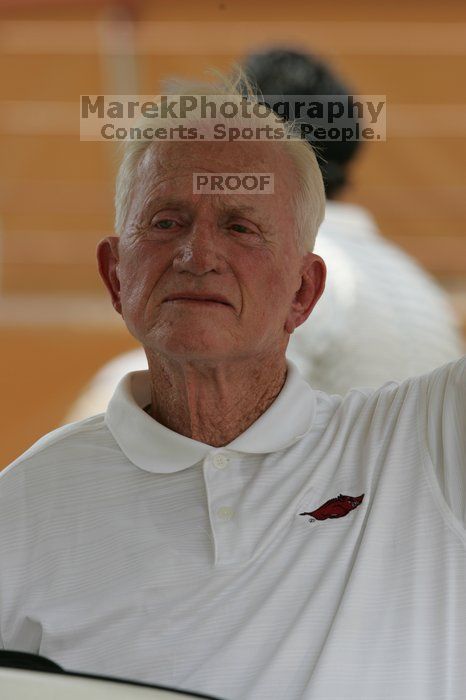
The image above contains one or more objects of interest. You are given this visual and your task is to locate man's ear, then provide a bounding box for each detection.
[285,253,326,334]
[96,236,122,314]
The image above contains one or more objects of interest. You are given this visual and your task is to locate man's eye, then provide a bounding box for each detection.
[230,224,251,234]
[152,219,177,229]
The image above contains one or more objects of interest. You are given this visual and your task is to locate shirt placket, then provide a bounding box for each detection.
[203,449,242,567]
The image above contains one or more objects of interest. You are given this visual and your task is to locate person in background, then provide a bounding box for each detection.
[64,48,464,422]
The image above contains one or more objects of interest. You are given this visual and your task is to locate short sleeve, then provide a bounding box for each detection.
[420,356,466,528]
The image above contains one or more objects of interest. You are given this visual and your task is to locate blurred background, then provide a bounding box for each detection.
[1,0,466,466]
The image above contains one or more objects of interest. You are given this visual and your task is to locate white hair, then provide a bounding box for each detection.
[114,65,325,253]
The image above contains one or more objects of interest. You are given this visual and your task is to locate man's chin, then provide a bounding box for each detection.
[142,332,237,361]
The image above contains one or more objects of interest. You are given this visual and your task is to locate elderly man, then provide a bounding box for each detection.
[64,52,464,424]
[1,70,465,700]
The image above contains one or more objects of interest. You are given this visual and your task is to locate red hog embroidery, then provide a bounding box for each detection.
[300,493,364,522]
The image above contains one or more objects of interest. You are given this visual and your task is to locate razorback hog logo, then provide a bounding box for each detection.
[300,493,364,522]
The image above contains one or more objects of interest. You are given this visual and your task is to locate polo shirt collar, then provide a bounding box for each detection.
[105,360,316,474]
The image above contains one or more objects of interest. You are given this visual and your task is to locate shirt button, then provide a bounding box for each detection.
[212,453,229,469]
[217,506,234,521]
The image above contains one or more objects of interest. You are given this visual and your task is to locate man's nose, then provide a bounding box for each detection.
[172,223,226,276]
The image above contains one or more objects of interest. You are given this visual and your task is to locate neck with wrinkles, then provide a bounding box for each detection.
[144,352,288,447]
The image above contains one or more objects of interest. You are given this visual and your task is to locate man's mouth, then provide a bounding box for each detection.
[163,293,232,307]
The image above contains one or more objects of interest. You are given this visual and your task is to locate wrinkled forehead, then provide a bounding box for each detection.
[134,139,297,199]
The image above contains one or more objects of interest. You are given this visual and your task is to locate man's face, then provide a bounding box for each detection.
[98,139,325,364]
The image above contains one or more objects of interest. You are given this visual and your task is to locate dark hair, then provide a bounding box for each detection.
[241,47,362,198]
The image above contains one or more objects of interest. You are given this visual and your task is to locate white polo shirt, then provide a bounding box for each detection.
[1,358,466,700]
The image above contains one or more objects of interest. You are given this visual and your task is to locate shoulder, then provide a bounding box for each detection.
[415,355,466,441]
[0,413,117,486]
[354,356,466,413]
[421,353,466,391]
[0,413,126,544]
[313,357,466,435]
